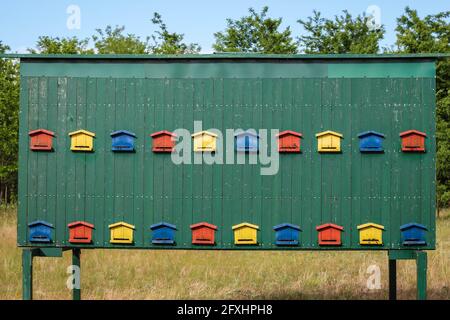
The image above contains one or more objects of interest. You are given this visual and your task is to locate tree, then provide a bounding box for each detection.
[93,25,149,54]
[395,7,450,213]
[213,6,297,54]
[149,12,201,54]
[29,36,93,54]
[0,41,19,205]
[298,10,385,54]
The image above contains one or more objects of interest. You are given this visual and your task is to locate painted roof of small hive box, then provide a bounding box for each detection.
[315,130,343,138]
[68,221,94,229]
[28,220,53,228]
[232,222,259,230]
[399,130,427,137]
[190,222,218,230]
[29,129,55,137]
[357,131,385,138]
[273,223,301,231]
[357,222,384,230]
[234,130,259,137]
[150,222,177,230]
[108,222,135,229]
[191,130,218,138]
[110,130,136,138]
[400,222,427,231]
[316,223,344,231]
[276,130,302,138]
[69,129,95,137]
[150,130,177,137]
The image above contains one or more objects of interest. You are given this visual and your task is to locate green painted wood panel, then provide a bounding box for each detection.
[17,58,436,250]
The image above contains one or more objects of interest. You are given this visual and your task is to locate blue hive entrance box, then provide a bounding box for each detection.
[28,220,53,243]
[400,222,427,246]
[235,130,259,152]
[357,131,385,152]
[150,222,177,244]
[273,223,301,246]
[111,130,136,152]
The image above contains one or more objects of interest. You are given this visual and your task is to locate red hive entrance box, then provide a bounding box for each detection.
[190,222,218,245]
[316,223,344,246]
[29,129,55,151]
[150,130,176,152]
[399,130,427,152]
[68,221,94,244]
[277,130,302,153]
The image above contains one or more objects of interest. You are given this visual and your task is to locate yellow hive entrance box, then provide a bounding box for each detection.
[108,221,135,244]
[357,222,384,245]
[316,130,343,152]
[192,131,217,152]
[69,129,95,151]
[232,222,259,245]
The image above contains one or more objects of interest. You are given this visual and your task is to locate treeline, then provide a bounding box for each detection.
[0,7,449,210]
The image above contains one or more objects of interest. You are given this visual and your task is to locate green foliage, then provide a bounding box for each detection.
[1,7,450,209]
[149,13,201,54]
[0,42,19,204]
[213,6,297,54]
[28,14,199,56]
[93,25,149,54]
[29,36,93,54]
[395,7,450,209]
[297,10,385,54]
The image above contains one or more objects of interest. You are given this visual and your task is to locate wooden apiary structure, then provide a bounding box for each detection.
[13,53,436,251]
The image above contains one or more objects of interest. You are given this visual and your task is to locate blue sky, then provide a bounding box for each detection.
[0,0,448,53]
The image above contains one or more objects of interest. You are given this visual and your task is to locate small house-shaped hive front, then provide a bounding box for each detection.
[400,222,427,246]
[316,131,343,153]
[150,222,177,244]
[234,130,259,152]
[69,129,95,152]
[357,131,385,153]
[192,131,217,152]
[273,223,301,246]
[29,129,55,151]
[28,220,53,243]
[68,221,95,244]
[316,223,344,246]
[357,222,384,245]
[232,222,259,245]
[190,222,218,245]
[151,130,176,152]
[399,130,427,152]
[111,130,136,152]
[108,222,135,244]
[277,130,302,153]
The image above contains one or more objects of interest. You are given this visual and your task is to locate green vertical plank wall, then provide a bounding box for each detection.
[17,56,436,250]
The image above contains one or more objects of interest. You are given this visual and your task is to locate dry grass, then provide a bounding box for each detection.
[0,208,449,300]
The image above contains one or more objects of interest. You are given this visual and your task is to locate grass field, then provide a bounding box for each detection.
[0,208,449,300]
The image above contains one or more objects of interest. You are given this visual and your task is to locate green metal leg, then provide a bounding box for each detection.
[389,250,428,300]
[22,249,33,300]
[72,249,81,300]
[388,259,397,300]
[416,251,427,300]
